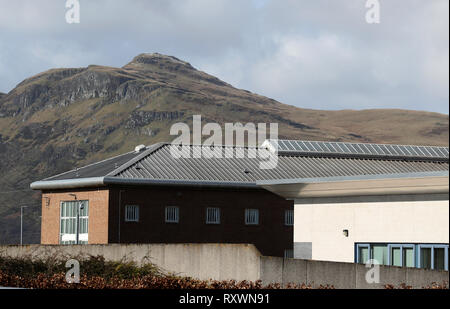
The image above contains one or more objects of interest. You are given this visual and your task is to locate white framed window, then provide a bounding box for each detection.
[60,200,89,245]
[284,209,294,226]
[206,207,220,224]
[125,205,139,222]
[245,209,259,225]
[165,206,179,223]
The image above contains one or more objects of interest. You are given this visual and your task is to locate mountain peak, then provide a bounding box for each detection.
[123,52,231,87]
[125,53,195,70]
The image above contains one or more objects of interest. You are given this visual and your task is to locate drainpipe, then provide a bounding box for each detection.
[76,204,80,245]
[118,190,124,243]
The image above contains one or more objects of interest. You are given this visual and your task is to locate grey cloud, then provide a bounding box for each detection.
[0,0,448,113]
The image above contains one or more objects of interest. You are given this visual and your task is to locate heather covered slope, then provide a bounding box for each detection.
[0,53,448,244]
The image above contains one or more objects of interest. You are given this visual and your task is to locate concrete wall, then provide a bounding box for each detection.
[294,194,449,262]
[0,244,447,288]
[260,257,449,289]
[0,244,261,282]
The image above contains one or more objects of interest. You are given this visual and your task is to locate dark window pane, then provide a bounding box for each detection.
[420,248,432,269]
[391,247,402,266]
[434,248,445,270]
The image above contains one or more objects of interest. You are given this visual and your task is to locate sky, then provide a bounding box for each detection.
[0,0,448,114]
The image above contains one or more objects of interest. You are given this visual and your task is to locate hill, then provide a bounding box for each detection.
[0,53,448,244]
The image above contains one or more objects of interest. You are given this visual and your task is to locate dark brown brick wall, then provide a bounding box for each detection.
[108,186,293,257]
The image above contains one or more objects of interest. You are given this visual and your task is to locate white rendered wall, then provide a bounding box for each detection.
[294,196,449,263]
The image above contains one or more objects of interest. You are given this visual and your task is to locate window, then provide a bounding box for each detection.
[403,247,415,268]
[434,248,446,270]
[371,245,388,265]
[356,243,449,270]
[125,205,139,222]
[284,209,294,226]
[390,247,401,266]
[284,249,294,259]
[357,244,370,264]
[60,200,89,245]
[165,206,179,223]
[388,244,415,268]
[420,247,432,269]
[418,244,449,271]
[245,209,259,225]
[206,208,220,224]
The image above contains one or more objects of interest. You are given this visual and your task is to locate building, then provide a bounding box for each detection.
[258,140,449,270]
[31,140,449,265]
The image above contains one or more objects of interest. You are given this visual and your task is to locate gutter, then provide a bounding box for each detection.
[29,171,449,191]
[30,177,258,190]
[30,177,106,190]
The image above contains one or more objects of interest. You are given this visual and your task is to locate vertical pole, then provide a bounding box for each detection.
[20,206,28,245]
[20,206,23,245]
[118,190,123,243]
[76,201,80,245]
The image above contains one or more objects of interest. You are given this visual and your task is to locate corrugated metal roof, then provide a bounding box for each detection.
[34,141,449,188]
[43,146,152,181]
[114,144,449,182]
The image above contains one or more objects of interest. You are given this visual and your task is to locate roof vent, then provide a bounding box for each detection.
[135,144,147,153]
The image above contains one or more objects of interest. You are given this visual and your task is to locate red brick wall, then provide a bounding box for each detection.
[108,186,293,257]
[41,188,109,245]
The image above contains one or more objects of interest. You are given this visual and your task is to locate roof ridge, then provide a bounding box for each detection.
[168,143,262,149]
[106,142,167,177]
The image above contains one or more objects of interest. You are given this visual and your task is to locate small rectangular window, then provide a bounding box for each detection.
[391,247,402,267]
[420,248,432,269]
[403,247,414,268]
[434,248,445,270]
[245,209,259,225]
[284,209,294,226]
[125,205,139,222]
[165,206,179,223]
[206,208,220,224]
[358,246,370,264]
